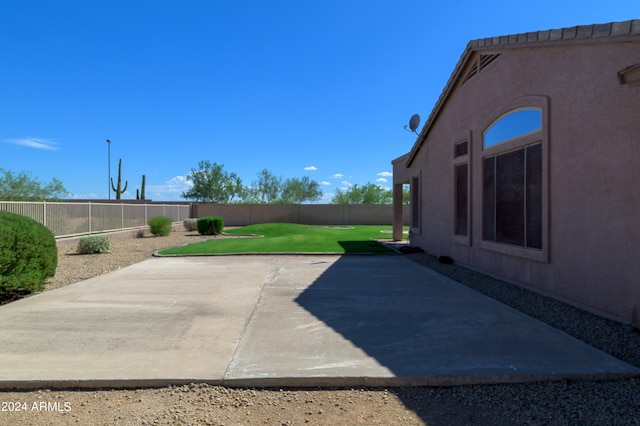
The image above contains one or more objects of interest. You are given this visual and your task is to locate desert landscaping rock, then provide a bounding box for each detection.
[0,229,638,425]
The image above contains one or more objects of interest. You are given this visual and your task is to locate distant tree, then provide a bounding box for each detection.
[280,176,322,204]
[331,183,392,204]
[182,161,243,203]
[403,185,410,204]
[0,169,68,201]
[244,169,323,204]
[253,168,282,203]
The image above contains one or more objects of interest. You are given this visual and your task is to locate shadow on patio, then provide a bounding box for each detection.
[291,253,637,421]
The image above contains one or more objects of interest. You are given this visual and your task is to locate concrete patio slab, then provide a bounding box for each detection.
[0,255,636,389]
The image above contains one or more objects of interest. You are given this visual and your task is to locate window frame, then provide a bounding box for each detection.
[410,174,421,233]
[453,137,471,246]
[482,142,542,248]
[483,107,542,149]
[478,96,549,263]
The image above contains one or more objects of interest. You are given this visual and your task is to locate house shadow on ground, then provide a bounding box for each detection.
[291,252,639,424]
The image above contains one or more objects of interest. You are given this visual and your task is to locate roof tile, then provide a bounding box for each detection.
[592,23,611,38]
[537,30,550,41]
[549,29,563,41]
[611,20,631,35]
[562,26,577,39]
[576,25,593,39]
[526,31,539,42]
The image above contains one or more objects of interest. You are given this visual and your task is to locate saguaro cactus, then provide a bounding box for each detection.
[140,174,146,200]
[136,175,147,200]
[110,158,128,200]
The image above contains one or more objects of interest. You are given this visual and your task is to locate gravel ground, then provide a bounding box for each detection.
[0,229,639,425]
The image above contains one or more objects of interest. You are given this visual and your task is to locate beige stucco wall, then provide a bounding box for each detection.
[397,40,640,326]
[193,204,410,227]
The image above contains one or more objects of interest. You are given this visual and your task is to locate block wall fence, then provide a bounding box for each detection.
[0,201,410,239]
[192,203,411,227]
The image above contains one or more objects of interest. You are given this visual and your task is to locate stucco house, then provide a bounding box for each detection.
[392,20,640,327]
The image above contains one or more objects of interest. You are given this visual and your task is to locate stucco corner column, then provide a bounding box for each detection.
[392,183,404,241]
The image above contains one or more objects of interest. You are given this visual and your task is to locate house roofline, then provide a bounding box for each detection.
[404,19,640,168]
[392,152,410,165]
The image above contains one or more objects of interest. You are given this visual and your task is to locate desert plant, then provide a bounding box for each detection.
[136,174,146,200]
[183,218,198,232]
[77,235,111,254]
[110,158,128,200]
[0,211,58,294]
[197,215,224,235]
[148,216,173,236]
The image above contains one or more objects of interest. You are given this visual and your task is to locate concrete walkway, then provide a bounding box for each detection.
[0,255,637,389]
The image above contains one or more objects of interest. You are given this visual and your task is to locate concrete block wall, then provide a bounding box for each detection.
[191,204,410,226]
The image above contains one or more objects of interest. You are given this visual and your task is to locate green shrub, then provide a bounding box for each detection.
[77,235,111,254]
[0,211,58,294]
[183,218,198,232]
[148,216,173,236]
[197,215,224,235]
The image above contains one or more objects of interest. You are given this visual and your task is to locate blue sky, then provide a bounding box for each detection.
[1,1,636,201]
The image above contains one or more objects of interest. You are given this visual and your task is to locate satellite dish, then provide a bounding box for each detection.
[404,114,421,134]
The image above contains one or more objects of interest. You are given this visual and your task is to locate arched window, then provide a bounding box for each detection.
[482,107,543,250]
[483,108,542,148]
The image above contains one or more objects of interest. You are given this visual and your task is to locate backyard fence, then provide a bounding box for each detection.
[192,203,411,227]
[0,201,191,239]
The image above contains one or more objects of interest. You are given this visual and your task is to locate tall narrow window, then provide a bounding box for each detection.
[454,139,470,238]
[454,164,468,236]
[411,176,420,229]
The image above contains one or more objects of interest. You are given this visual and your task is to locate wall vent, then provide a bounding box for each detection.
[462,54,500,84]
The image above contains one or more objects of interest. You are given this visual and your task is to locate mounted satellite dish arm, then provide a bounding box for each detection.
[404,114,421,135]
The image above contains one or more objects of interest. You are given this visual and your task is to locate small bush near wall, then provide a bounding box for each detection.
[148,216,173,236]
[0,211,58,294]
[198,215,224,235]
[78,236,111,254]
[183,218,198,232]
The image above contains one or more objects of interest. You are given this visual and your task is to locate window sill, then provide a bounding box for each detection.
[479,240,548,263]
[454,234,470,246]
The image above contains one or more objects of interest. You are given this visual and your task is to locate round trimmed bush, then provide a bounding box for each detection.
[148,215,173,236]
[77,235,111,254]
[197,215,224,235]
[0,211,57,294]
[183,218,198,232]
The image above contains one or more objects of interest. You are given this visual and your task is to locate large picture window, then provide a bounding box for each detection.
[482,143,542,249]
[482,106,544,250]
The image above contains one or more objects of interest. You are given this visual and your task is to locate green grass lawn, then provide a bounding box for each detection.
[158,223,401,255]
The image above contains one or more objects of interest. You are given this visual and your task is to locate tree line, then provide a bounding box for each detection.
[0,163,406,204]
[181,161,400,204]
[0,169,67,201]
